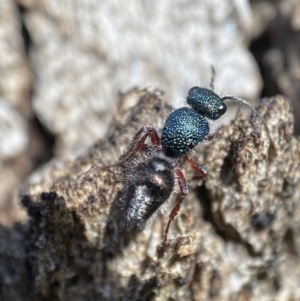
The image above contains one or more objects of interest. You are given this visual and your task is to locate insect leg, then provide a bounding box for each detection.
[186,156,207,180]
[163,168,188,245]
[105,126,160,167]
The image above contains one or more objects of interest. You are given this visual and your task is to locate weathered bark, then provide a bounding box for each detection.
[1,1,300,300]
[1,90,299,301]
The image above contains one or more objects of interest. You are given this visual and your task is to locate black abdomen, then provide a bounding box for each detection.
[119,156,175,229]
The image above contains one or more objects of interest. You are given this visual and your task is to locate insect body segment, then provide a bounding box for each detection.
[121,156,175,230]
[161,107,209,157]
[187,87,227,120]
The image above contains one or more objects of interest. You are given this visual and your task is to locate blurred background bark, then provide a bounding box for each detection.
[0,0,299,300]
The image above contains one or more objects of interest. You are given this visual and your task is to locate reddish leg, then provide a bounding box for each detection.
[186,156,207,180]
[163,168,188,245]
[206,133,218,142]
[106,126,160,167]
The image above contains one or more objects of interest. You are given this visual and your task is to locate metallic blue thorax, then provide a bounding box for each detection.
[161,107,209,157]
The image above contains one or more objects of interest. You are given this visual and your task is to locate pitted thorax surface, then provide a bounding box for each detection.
[161,107,209,157]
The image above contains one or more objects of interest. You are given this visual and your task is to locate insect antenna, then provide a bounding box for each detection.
[209,65,216,91]
[221,95,259,118]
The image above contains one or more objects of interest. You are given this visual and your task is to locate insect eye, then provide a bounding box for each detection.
[188,86,200,95]
[218,103,227,116]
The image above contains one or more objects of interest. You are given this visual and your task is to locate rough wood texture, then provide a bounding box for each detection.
[1,1,300,300]
[1,90,299,301]
[0,0,263,223]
